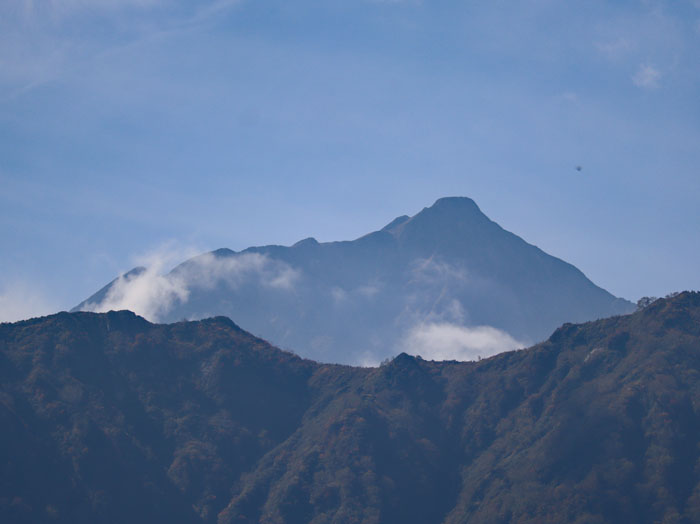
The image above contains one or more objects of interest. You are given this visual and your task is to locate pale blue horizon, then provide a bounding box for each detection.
[1,0,699,321]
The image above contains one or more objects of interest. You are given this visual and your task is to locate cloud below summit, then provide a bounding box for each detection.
[402,322,526,361]
[81,249,300,322]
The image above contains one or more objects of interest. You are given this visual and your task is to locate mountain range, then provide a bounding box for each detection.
[2,292,699,523]
[74,197,633,364]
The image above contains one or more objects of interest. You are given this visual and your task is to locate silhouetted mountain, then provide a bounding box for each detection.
[74,197,632,364]
[3,292,700,523]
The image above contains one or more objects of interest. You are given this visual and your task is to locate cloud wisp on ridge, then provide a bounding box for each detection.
[402,322,526,362]
[80,248,300,322]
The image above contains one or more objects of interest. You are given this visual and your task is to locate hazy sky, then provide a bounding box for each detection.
[1,0,699,321]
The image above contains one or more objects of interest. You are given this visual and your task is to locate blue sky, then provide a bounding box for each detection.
[1,0,699,321]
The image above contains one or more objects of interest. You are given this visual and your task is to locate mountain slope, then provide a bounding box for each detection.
[4,292,700,523]
[74,197,633,364]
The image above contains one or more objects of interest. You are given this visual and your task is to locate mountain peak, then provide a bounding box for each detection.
[383,198,482,234]
[212,248,236,257]
[293,237,319,248]
[393,196,492,244]
[73,196,633,364]
[410,196,489,226]
[430,196,482,213]
[432,195,477,205]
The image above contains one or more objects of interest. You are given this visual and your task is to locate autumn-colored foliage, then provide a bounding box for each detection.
[2,292,700,523]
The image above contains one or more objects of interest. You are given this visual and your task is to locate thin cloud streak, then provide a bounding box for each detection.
[0,0,244,101]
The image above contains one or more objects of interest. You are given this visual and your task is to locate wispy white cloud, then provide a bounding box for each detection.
[401,322,525,361]
[0,0,243,100]
[357,351,381,368]
[410,257,469,284]
[87,267,189,322]
[5,0,242,31]
[80,244,197,321]
[189,0,243,24]
[556,91,579,103]
[183,252,300,291]
[357,284,380,298]
[80,246,300,322]
[331,286,348,304]
[331,282,381,305]
[596,37,634,60]
[11,0,161,20]
[632,63,661,88]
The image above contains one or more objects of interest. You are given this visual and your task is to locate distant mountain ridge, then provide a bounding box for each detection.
[74,197,633,364]
[4,292,700,522]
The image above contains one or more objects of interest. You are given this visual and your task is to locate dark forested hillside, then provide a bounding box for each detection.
[3,293,700,523]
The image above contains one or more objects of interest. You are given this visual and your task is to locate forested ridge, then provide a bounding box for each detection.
[2,293,700,523]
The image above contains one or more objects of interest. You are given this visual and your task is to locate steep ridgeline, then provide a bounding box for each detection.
[3,292,700,523]
[73,197,633,364]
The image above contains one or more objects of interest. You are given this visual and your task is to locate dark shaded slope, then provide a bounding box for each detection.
[4,293,700,523]
[439,294,700,524]
[73,197,633,364]
[0,311,316,523]
[218,293,700,524]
